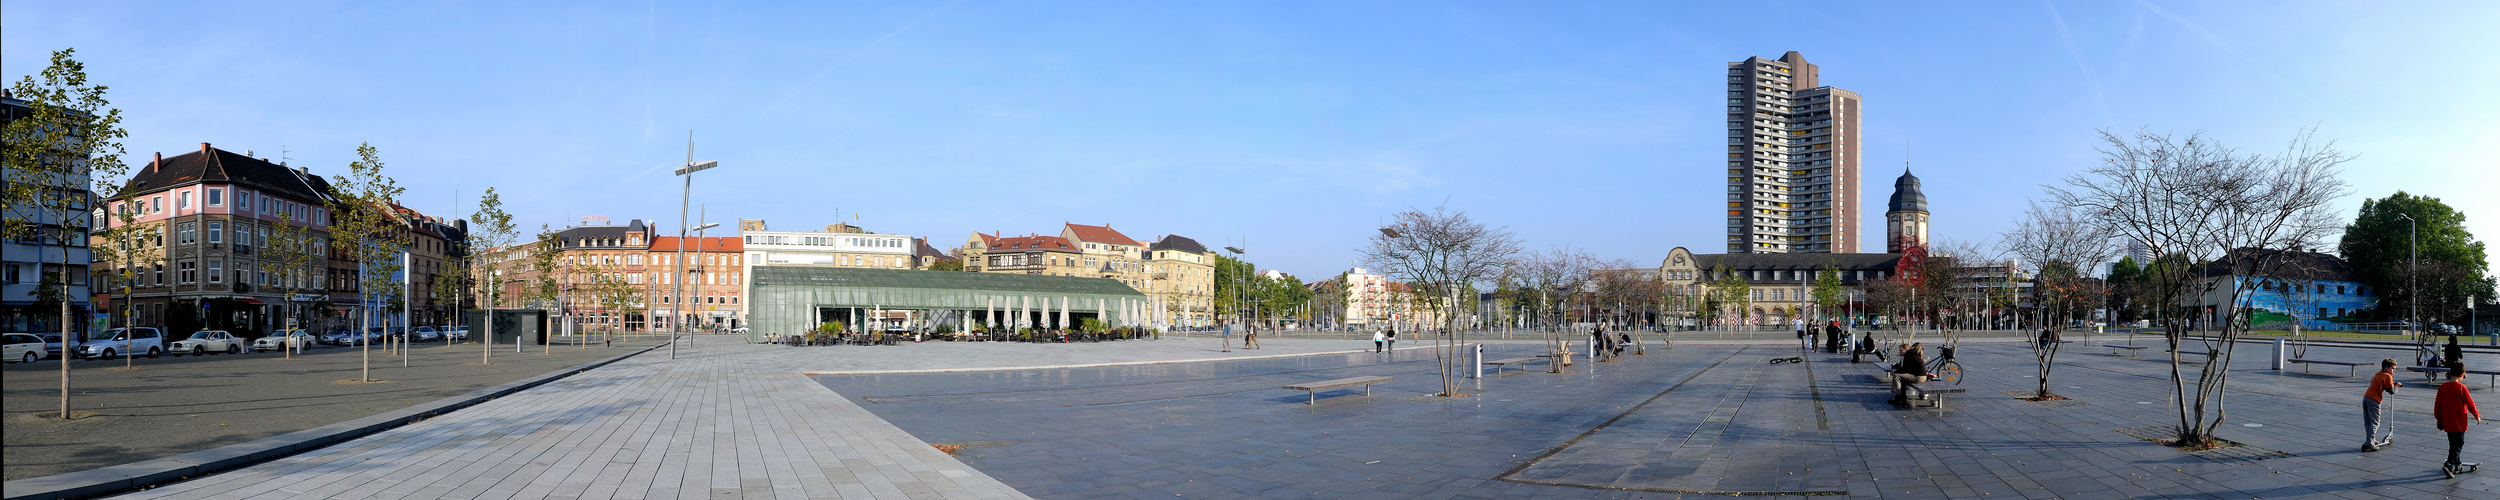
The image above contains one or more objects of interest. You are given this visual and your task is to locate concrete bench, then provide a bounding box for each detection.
[1908,387,1968,411]
[1282,376,1394,405]
[1483,357,1538,376]
[2406,366,2500,386]
[2167,349,2218,360]
[2103,344,2148,356]
[2287,358,2365,377]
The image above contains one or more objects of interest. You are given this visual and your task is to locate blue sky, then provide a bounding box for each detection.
[8,1,2495,279]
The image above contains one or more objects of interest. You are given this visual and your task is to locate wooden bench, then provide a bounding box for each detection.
[2103,344,2148,357]
[1282,376,1394,404]
[2406,366,2500,386]
[2287,358,2365,377]
[1483,357,1539,376]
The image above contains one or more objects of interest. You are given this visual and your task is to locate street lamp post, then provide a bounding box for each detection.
[1225,242,1245,353]
[670,131,721,361]
[2398,213,2417,338]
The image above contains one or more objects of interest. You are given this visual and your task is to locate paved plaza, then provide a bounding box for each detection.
[87,334,2500,499]
[2,337,664,481]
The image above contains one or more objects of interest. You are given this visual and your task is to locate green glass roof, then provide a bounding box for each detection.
[751,266,1144,296]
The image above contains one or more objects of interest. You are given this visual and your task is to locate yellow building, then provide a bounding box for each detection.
[1143,235,1215,327]
[1059,223,1147,291]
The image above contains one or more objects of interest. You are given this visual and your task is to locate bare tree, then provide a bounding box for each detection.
[1361,204,1521,396]
[2000,201,2116,400]
[1517,246,1594,371]
[2049,128,2351,448]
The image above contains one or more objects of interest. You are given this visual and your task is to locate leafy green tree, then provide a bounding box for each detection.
[2339,191,2493,325]
[467,188,516,362]
[327,143,408,381]
[1708,261,1750,327]
[259,211,317,358]
[1812,261,1845,324]
[5,48,131,420]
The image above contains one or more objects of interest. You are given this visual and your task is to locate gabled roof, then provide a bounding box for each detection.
[1062,223,1136,246]
[121,143,329,202]
[913,237,946,259]
[1150,234,1208,255]
[991,234,1079,253]
[649,236,741,252]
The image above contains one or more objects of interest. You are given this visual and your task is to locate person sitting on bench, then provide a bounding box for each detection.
[1853,332,1888,363]
[1891,342,1932,405]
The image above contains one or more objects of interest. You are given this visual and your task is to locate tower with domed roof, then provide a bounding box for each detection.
[1885,167,1929,253]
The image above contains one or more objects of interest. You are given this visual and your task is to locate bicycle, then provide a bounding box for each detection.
[1925,345,1965,385]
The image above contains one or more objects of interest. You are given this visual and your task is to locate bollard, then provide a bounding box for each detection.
[1473,344,1484,379]
[2272,338,2285,370]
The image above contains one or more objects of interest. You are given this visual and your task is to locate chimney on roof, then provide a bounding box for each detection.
[200,142,211,154]
[151,152,161,173]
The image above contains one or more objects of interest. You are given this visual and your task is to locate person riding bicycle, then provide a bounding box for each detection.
[1891,342,1932,405]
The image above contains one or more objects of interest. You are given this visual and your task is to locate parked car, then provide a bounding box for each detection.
[413,326,443,343]
[318,329,357,346]
[41,333,65,357]
[445,327,469,342]
[76,328,165,359]
[170,330,246,356]
[5,333,48,364]
[254,330,317,351]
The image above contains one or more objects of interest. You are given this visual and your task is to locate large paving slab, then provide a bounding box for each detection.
[103,336,1418,499]
[817,337,2500,499]
[3,337,664,481]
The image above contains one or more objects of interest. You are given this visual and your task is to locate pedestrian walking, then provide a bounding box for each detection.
[1372,329,1386,353]
[2434,364,2482,477]
[1244,324,1260,349]
[1796,326,1810,350]
[1386,328,1397,352]
[2364,358,2403,451]
[1220,320,1233,353]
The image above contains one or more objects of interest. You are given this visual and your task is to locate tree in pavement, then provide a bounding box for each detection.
[4,48,131,420]
[88,205,161,368]
[1812,261,1845,327]
[1518,246,1593,370]
[2338,191,2493,326]
[468,188,516,363]
[1706,260,1750,328]
[2050,128,2351,449]
[258,210,318,358]
[326,143,408,382]
[1361,204,1521,396]
[521,226,561,354]
[2000,201,2115,401]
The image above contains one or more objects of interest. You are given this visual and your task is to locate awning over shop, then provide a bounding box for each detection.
[235,298,267,305]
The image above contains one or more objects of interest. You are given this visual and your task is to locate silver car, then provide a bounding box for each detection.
[76,328,165,359]
[4,333,47,364]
